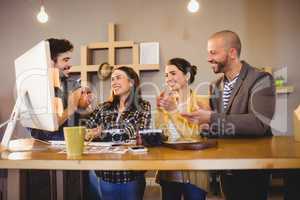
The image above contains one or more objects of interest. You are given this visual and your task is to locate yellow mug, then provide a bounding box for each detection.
[63,126,85,158]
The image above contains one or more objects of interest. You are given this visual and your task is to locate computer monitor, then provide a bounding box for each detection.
[1,40,59,150]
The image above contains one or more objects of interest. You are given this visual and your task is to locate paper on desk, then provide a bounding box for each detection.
[50,141,135,147]
[49,141,114,148]
[49,140,65,149]
[58,146,128,154]
[84,146,128,154]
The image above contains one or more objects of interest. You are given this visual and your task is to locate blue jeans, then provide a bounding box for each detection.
[89,171,146,200]
[99,177,146,200]
[88,171,101,200]
[160,180,207,200]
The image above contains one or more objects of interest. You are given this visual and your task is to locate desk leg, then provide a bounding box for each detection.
[7,169,20,200]
[55,170,64,200]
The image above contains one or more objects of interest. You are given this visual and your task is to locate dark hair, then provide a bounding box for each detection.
[110,66,142,111]
[210,30,242,58]
[46,38,74,62]
[168,58,197,84]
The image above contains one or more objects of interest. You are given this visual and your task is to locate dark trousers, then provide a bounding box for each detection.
[283,170,300,200]
[160,180,207,200]
[221,170,270,200]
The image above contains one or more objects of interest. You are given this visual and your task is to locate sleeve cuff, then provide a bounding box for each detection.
[210,112,219,124]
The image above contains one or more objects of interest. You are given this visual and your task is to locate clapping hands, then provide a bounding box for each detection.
[156,91,178,112]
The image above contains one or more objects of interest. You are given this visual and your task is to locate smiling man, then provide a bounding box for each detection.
[182,30,275,137]
[30,38,92,140]
[26,38,94,200]
[181,30,276,200]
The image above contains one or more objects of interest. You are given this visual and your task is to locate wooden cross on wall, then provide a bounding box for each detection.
[70,23,160,87]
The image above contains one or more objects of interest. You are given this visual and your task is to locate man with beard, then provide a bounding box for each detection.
[181,30,276,200]
[30,38,92,141]
[27,38,94,200]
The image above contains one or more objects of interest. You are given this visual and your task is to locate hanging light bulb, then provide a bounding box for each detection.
[187,0,200,13]
[37,6,49,23]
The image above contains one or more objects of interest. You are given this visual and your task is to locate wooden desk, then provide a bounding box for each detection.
[1,136,300,170]
[1,136,300,200]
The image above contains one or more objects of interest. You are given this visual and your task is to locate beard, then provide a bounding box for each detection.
[210,55,229,74]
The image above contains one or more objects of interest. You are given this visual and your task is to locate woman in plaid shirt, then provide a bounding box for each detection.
[86,66,151,200]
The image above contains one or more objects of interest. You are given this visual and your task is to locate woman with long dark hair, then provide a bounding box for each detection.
[86,66,151,200]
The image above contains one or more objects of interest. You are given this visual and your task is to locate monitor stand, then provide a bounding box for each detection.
[1,92,49,152]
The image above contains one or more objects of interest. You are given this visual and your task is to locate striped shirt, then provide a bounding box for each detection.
[223,75,239,109]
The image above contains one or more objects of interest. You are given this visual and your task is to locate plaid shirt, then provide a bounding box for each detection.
[86,99,151,183]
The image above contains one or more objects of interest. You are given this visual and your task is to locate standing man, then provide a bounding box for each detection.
[27,38,93,200]
[30,38,92,140]
[181,30,276,200]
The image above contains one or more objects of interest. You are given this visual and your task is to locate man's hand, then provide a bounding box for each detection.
[156,91,177,112]
[181,109,212,124]
[57,88,82,126]
[67,88,82,113]
[78,87,93,109]
[200,123,210,131]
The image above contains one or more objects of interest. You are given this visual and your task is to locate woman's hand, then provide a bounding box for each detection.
[85,126,102,141]
[156,91,177,112]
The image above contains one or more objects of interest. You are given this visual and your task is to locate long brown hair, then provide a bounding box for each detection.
[109,66,142,111]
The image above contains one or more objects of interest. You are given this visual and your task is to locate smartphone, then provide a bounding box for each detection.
[129,146,148,153]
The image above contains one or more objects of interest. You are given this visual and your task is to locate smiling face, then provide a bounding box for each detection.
[111,69,132,97]
[53,51,72,77]
[207,37,231,74]
[165,65,188,91]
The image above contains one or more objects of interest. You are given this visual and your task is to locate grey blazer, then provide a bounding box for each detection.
[209,61,276,137]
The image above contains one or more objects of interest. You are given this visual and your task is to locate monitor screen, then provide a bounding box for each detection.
[1,40,59,150]
[15,40,58,131]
